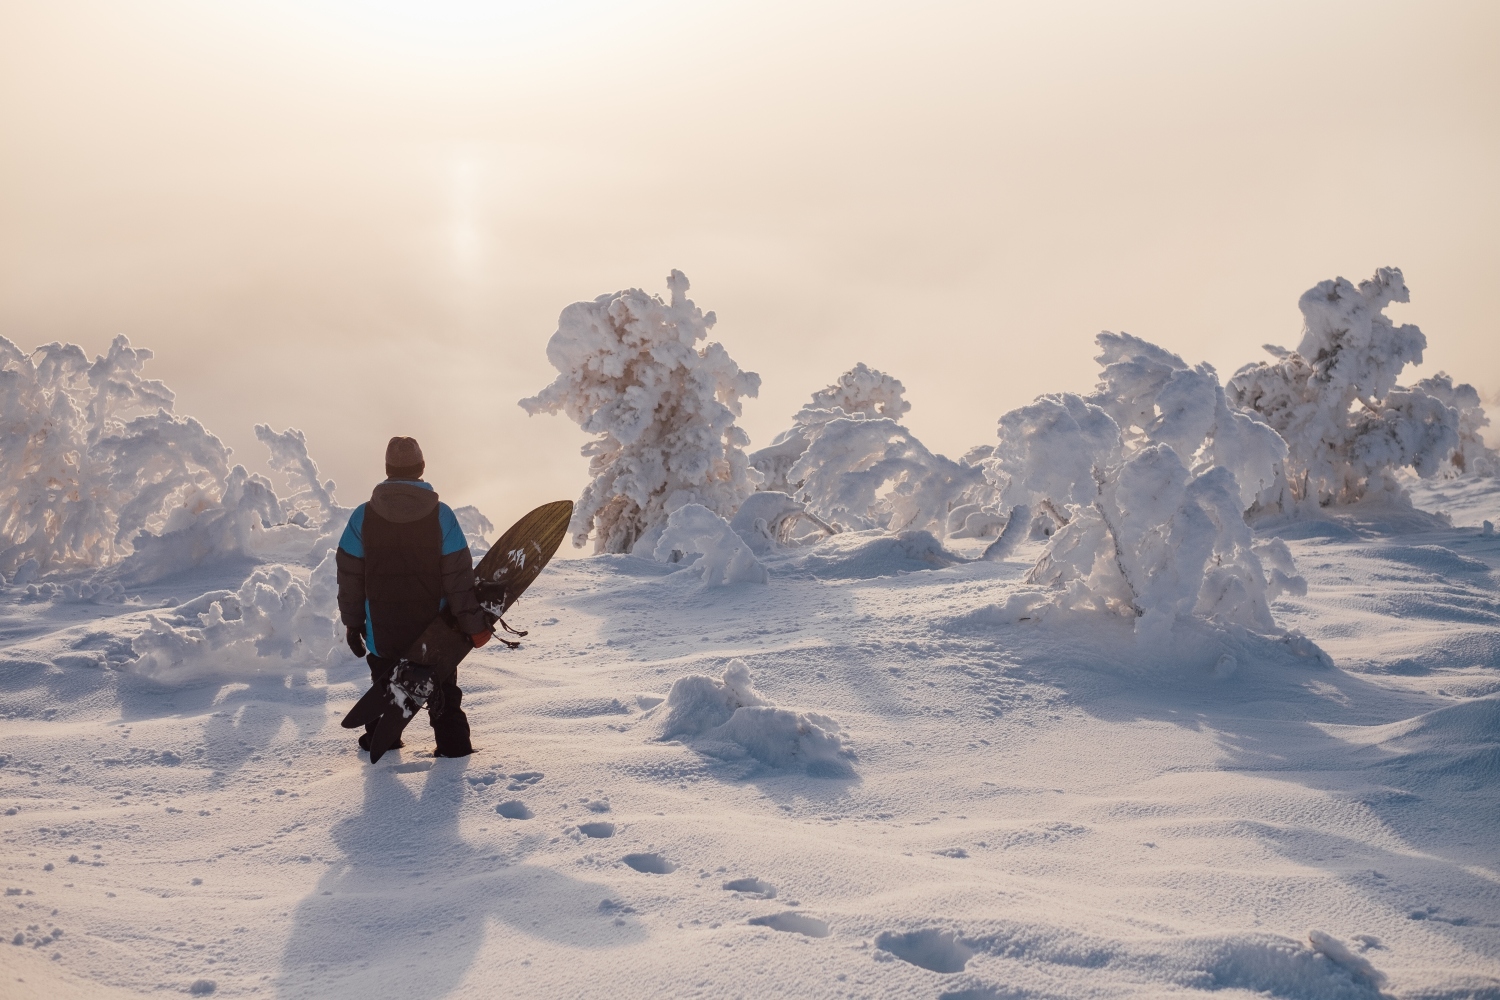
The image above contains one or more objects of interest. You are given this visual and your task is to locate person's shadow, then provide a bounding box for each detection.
[276,757,647,1000]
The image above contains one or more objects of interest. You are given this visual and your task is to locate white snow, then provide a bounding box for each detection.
[655,659,850,776]
[3,269,1500,999]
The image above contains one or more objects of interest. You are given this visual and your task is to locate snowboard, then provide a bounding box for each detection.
[341,499,573,760]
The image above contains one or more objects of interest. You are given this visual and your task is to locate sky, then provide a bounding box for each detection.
[1,0,1496,538]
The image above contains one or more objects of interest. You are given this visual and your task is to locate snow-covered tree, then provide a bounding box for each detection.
[0,336,267,578]
[986,339,1303,634]
[1410,373,1497,477]
[0,334,348,583]
[749,362,997,539]
[1089,333,1288,512]
[789,416,991,536]
[1227,268,1486,505]
[749,363,911,493]
[519,271,762,554]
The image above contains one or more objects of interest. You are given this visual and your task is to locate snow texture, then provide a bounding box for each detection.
[652,503,768,586]
[519,271,761,554]
[658,659,852,776]
[127,555,340,683]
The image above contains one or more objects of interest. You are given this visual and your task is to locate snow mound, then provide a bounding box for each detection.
[795,529,960,580]
[658,659,852,776]
[653,503,767,586]
[519,270,761,554]
[127,555,340,683]
[1337,697,1500,788]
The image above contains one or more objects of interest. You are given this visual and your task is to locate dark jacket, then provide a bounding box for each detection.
[335,480,484,657]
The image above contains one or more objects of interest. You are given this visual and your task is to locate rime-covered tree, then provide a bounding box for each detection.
[749,362,911,493]
[520,271,761,554]
[1228,268,1489,506]
[985,341,1303,634]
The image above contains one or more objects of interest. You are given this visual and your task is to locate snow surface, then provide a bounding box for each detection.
[3,474,1499,1000]
[4,268,1499,999]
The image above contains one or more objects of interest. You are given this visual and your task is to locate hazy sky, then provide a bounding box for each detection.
[2,0,1496,536]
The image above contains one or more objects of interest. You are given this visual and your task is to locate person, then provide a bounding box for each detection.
[335,436,492,758]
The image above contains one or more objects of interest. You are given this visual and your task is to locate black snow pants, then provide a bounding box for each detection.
[365,654,473,757]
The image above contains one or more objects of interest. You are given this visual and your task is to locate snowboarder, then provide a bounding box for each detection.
[335,436,492,758]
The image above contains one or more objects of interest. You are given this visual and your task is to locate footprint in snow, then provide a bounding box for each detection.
[748,912,829,938]
[577,822,615,838]
[939,988,1012,1000]
[507,772,543,791]
[722,877,776,899]
[875,928,974,973]
[622,852,676,874]
[495,801,533,820]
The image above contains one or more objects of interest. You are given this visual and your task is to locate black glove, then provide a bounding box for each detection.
[346,627,367,658]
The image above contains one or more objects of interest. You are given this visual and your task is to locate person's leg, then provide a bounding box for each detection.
[358,655,404,751]
[428,675,473,757]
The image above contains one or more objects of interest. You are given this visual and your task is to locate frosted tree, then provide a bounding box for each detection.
[788,417,991,537]
[255,424,338,522]
[749,363,911,493]
[1089,333,1289,512]
[1228,268,1484,505]
[0,336,237,576]
[0,334,344,582]
[985,342,1304,635]
[520,271,761,554]
[750,362,997,539]
[1410,373,1497,477]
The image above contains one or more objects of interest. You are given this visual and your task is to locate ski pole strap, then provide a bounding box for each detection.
[497,618,528,638]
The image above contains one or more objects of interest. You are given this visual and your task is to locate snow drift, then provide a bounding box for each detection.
[519,271,761,555]
[653,503,768,586]
[128,556,341,683]
[658,659,852,776]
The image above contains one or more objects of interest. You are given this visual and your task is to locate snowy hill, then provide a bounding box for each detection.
[3,476,1498,999]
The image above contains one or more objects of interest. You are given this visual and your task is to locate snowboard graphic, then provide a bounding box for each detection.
[341,499,573,760]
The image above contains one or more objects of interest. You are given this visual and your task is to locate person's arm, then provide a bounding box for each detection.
[336,506,369,655]
[437,504,488,641]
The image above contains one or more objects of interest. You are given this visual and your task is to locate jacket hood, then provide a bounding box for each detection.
[369,480,440,524]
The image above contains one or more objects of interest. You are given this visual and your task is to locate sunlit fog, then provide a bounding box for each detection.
[2,0,1496,526]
